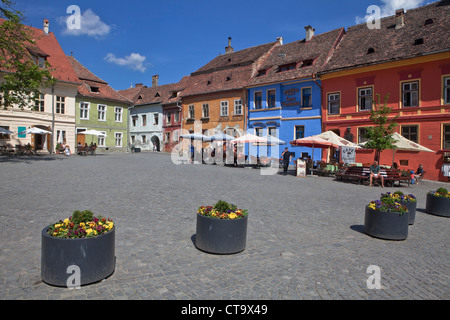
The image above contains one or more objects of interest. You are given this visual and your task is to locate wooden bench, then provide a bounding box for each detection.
[336,166,411,186]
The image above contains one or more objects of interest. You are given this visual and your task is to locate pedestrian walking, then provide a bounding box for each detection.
[281,147,292,175]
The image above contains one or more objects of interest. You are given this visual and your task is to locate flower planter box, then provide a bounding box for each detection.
[195,213,247,254]
[402,201,416,225]
[364,206,409,240]
[426,194,450,217]
[41,227,115,287]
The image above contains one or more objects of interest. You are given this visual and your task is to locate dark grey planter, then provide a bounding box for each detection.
[426,194,450,217]
[195,213,247,254]
[41,226,115,287]
[402,201,416,225]
[364,206,409,240]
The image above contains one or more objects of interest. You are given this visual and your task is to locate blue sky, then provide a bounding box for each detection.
[14,0,437,91]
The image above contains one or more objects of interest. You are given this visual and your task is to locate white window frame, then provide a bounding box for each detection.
[115,132,123,147]
[115,107,123,122]
[328,93,340,115]
[98,131,107,147]
[174,110,180,123]
[35,93,45,112]
[234,99,243,115]
[188,105,195,119]
[202,103,209,118]
[444,76,450,105]
[98,104,107,121]
[358,87,373,111]
[402,81,419,108]
[80,102,90,120]
[56,96,65,114]
[220,101,229,116]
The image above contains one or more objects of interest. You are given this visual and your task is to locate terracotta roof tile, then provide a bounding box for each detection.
[321,0,450,73]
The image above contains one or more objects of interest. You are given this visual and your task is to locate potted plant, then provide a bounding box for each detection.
[41,210,115,287]
[426,188,450,217]
[381,191,417,225]
[364,197,409,240]
[195,200,248,254]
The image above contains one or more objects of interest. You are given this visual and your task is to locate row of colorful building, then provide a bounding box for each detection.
[1,1,449,182]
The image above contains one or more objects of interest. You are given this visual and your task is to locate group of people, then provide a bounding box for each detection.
[369,161,424,187]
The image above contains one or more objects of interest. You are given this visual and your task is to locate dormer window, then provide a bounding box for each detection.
[414,38,424,45]
[226,76,231,81]
[256,69,266,77]
[155,92,160,97]
[424,18,434,26]
[278,62,297,72]
[301,59,314,68]
[367,48,376,54]
[90,86,100,93]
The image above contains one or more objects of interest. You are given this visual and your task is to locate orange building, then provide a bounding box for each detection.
[319,2,450,182]
[181,38,280,137]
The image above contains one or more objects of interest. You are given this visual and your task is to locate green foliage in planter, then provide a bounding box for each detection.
[72,210,94,224]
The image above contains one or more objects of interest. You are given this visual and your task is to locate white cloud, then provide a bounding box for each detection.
[104,53,147,73]
[355,0,426,24]
[59,8,111,38]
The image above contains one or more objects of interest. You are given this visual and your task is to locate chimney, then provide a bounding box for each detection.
[225,37,234,54]
[135,83,144,88]
[395,9,405,29]
[152,75,159,87]
[277,37,283,45]
[43,19,49,35]
[305,25,315,42]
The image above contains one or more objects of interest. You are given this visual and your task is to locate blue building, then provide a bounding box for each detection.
[246,27,344,161]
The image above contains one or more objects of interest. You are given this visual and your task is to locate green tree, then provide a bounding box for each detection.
[0,0,55,109]
[363,93,399,162]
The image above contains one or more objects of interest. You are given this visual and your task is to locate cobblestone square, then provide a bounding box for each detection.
[0,152,448,300]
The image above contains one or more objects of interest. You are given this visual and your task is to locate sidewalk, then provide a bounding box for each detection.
[0,152,448,300]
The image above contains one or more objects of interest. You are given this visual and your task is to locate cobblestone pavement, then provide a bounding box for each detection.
[0,152,448,301]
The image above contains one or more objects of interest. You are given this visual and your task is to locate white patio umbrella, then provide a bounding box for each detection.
[208,133,235,141]
[315,131,361,148]
[18,127,51,135]
[180,133,212,142]
[230,133,268,144]
[80,129,107,137]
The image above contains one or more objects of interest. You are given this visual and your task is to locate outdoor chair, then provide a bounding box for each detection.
[415,171,426,184]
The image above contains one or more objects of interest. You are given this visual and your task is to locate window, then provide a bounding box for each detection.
[142,135,147,144]
[56,130,66,144]
[0,126,11,140]
[165,132,171,143]
[268,126,277,137]
[115,107,123,122]
[254,92,262,109]
[98,104,106,121]
[278,63,296,72]
[256,69,266,77]
[35,94,45,112]
[301,60,314,68]
[166,112,172,124]
[255,127,263,137]
[80,102,89,120]
[358,87,373,111]
[56,96,65,114]
[220,101,229,116]
[234,99,243,115]
[444,124,450,149]
[98,131,106,147]
[188,105,195,119]
[358,127,371,144]
[142,115,147,126]
[154,114,159,125]
[444,77,450,105]
[301,88,312,107]
[401,125,418,143]
[115,132,123,147]
[402,81,419,107]
[132,115,138,127]
[131,135,135,144]
[328,93,340,115]
[174,111,180,123]
[295,126,305,139]
[267,90,276,108]
[202,104,209,118]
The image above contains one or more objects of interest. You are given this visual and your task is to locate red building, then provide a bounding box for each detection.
[319,1,450,182]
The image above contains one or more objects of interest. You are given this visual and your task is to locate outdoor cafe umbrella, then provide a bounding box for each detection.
[18,127,51,135]
[290,136,337,175]
[80,129,107,144]
[315,131,361,148]
[263,135,286,145]
[0,127,14,134]
[208,132,235,141]
[230,133,268,144]
[180,133,212,142]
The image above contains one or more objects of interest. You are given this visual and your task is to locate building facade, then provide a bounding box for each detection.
[319,2,450,182]
[0,19,79,153]
[68,56,132,153]
[246,27,344,160]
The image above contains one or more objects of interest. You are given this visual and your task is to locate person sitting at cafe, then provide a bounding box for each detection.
[415,164,424,180]
[369,160,384,188]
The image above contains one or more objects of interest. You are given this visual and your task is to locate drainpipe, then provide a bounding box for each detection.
[50,84,55,154]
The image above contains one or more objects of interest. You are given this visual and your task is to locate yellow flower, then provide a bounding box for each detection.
[80,222,85,227]
[229,213,237,219]
[64,218,69,225]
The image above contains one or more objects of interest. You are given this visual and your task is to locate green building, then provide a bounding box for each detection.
[68,56,132,153]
